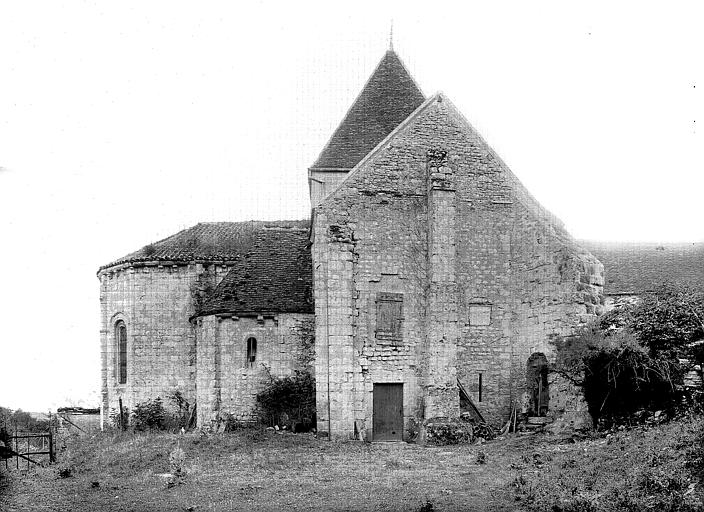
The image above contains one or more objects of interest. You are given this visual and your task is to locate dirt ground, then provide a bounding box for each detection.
[1,416,702,512]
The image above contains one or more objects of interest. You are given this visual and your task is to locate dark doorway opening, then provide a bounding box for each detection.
[373,383,403,441]
[527,353,549,416]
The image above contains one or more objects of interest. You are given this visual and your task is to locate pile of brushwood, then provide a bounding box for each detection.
[553,285,704,428]
[424,417,496,445]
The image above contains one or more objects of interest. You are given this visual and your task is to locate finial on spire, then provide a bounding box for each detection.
[389,20,394,51]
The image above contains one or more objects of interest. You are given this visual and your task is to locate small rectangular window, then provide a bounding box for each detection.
[469,305,491,326]
[376,292,403,341]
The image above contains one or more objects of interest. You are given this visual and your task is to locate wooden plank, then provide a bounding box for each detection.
[10,433,51,439]
[457,379,485,423]
[373,383,403,441]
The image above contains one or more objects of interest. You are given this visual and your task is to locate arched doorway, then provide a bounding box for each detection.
[526,353,549,416]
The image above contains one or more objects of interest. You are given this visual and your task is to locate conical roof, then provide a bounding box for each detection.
[311,50,425,171]
[98,220,310,272]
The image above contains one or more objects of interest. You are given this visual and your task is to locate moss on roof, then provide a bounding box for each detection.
[194,227,313,318]
[99,220,310,272]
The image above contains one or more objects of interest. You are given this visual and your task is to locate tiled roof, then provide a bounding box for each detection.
[581,240,704,295]
[99,220,310,272]
[195,227,313,317]
[310,50,425,171]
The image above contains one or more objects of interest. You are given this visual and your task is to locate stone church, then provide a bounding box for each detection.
[98,48,611,440]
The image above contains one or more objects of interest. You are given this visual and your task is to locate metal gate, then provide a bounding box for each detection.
[2,431,55,470]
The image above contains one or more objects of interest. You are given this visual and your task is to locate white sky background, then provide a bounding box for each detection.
[0,1,702,411]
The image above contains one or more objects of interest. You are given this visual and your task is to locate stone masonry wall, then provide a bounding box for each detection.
[194,313,314,428]
[98,262,231,427]
[313,94,604,438]
[309,170,350,208]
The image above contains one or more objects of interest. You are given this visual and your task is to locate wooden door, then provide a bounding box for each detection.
[373,383,403,441]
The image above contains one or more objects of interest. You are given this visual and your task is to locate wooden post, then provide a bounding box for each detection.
[119,398,126,431]
[49,429,55,463]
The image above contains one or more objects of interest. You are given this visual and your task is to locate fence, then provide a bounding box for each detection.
[2,430,55,471]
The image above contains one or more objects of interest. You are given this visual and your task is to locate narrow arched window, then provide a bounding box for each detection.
[116,321,127,384]
[246,337,257,368]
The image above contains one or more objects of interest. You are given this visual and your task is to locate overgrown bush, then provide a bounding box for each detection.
[256,370,315,429]
[554,326,684,427]
[168,391,194,430]
[131,398,166,431]
[552,284,704,427]
[628,285,704,358]
[581,332,683,425]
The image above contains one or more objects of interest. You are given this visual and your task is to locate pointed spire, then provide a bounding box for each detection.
[389,20,394,51]
[310,50,425,171]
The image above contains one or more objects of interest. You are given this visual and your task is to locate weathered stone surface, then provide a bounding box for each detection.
[99,262,231,426]
[313,94,604,439]
[195,314,314,427]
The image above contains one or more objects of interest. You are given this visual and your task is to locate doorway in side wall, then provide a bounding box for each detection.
[527,353,550,416]
[372,383,403,441]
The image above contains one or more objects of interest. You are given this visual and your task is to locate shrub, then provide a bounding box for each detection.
[256,370,315,429]
[131,398,166,431]
[57,464,73,479]
[167,391,194,430]
[554,326,684,427]
[0,425,10,447]
[582,340,683,426]
[416,501,435,512]
[143,244,157,257]
[169,447,186,479]
[629,285,704,358]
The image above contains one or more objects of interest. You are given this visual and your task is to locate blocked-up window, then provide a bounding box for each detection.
[376,292,403,340]
[116,321,127,384]
[246,337,257,367]
[469,305,492,326]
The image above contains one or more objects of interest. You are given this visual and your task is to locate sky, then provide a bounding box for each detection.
[0,1,702,412]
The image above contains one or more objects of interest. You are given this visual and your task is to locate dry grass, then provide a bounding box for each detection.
[1,415,702,512]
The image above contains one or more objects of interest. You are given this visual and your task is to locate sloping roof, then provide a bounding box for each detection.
[310,50,425,171]
[195,227,313,317]
[580,241,704,294]
[99,220,310,272]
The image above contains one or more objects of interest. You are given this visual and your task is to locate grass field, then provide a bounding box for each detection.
[1,415,702,512]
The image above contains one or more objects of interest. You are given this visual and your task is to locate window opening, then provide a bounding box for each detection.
[246,337,257,367]
[376,292,403,341]
[116,322,127,384]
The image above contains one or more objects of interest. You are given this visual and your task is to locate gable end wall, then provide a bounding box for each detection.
[313,97,604,438]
